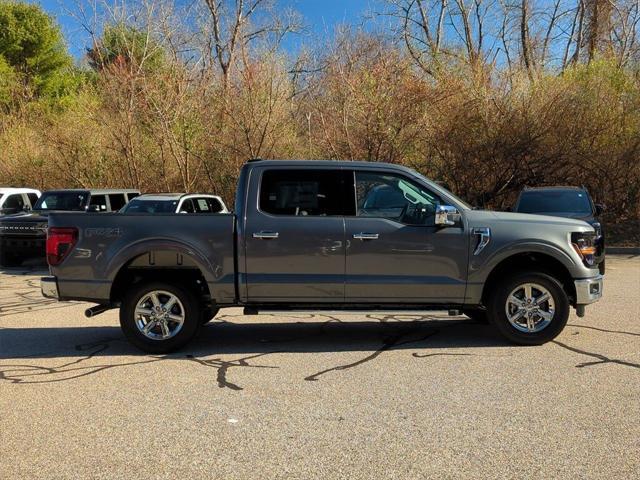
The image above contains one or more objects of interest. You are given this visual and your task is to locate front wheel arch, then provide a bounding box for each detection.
[481,252,576,307]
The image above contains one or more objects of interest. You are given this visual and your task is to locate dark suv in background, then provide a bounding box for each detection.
[0,189,139,267]
[513,186,605,273]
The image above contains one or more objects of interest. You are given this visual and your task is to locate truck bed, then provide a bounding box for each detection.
[47,212,236,304]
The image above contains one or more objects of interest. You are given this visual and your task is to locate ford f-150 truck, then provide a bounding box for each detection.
[41,160,604,353]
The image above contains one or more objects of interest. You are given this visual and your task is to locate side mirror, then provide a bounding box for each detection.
[435,205,461,226]
[595,204,605,216]
[88,204,101,212]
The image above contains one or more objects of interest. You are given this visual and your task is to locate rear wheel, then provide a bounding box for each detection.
[488,272,569,345]
[120,281,201,353]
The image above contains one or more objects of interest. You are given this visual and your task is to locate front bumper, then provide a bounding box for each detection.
[41,276,59,299]
[574,274,604,305]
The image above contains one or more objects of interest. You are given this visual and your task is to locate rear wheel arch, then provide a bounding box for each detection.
[109,251,212,307]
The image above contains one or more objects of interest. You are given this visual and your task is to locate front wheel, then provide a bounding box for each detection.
[120,281,201,353]
[488,272,569,345]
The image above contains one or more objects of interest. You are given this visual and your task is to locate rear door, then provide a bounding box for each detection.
[243,167,351,302]
[345,169,468,303]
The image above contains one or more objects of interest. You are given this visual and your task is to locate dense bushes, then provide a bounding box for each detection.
[0,1,638,243]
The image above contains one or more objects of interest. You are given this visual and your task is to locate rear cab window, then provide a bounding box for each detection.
[34,192,88,211]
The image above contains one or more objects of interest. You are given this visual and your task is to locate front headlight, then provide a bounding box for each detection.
[571,232,597,266]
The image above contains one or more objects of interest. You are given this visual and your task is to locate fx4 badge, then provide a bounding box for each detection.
[85,227,121,238]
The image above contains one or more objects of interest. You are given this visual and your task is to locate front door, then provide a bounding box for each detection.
[345,170,469,303]
[244,168,351,302]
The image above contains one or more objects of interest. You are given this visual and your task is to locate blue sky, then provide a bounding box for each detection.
[37,0,379,59]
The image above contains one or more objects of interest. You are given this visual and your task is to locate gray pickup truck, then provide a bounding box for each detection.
[41,160,603,352]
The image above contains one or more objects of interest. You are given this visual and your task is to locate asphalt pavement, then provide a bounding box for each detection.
[1,256,638,479]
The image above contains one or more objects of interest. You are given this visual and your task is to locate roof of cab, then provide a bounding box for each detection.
[0,187,41,194]
[131,193,223,201]
[246,159,403,169]
[41,189,140,195]
[522,186,586,192]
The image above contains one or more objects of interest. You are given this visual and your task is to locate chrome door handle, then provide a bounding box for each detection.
[353,233,379,240]
[253,231,279,240]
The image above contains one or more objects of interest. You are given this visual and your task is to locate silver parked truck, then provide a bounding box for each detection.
[41,160,603,353]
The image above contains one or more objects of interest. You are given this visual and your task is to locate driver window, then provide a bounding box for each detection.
[355,171,441,225]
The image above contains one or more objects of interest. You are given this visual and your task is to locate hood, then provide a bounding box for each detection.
[519,210,596,222]
[466,209,594,230]
[0,211,49,223]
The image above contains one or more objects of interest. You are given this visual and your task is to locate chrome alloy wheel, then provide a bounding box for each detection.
[134,290,185,341]
[505,283,555,333]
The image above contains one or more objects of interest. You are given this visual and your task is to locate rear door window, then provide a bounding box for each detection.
[259,169,353,216]
[193,197,224,213]
[89,195,108,212]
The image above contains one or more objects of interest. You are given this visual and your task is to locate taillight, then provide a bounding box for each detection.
[46,227,78,266]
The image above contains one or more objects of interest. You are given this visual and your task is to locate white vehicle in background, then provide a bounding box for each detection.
[119,193,229,214]
[0,188,41,215]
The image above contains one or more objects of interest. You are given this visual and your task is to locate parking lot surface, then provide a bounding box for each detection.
[1,256,639,479]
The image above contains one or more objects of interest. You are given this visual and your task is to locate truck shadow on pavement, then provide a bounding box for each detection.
[0,315,512,388]
[1,315,638,388]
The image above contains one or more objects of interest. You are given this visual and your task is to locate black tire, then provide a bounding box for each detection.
[201,307,220,325]
[462,308,489,324]
[120,281,201,353]
[488,272,569,345]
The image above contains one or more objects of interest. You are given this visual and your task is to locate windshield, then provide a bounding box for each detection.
[121,198,178,213]
[517,190,593,215]
[34,192,89,211]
